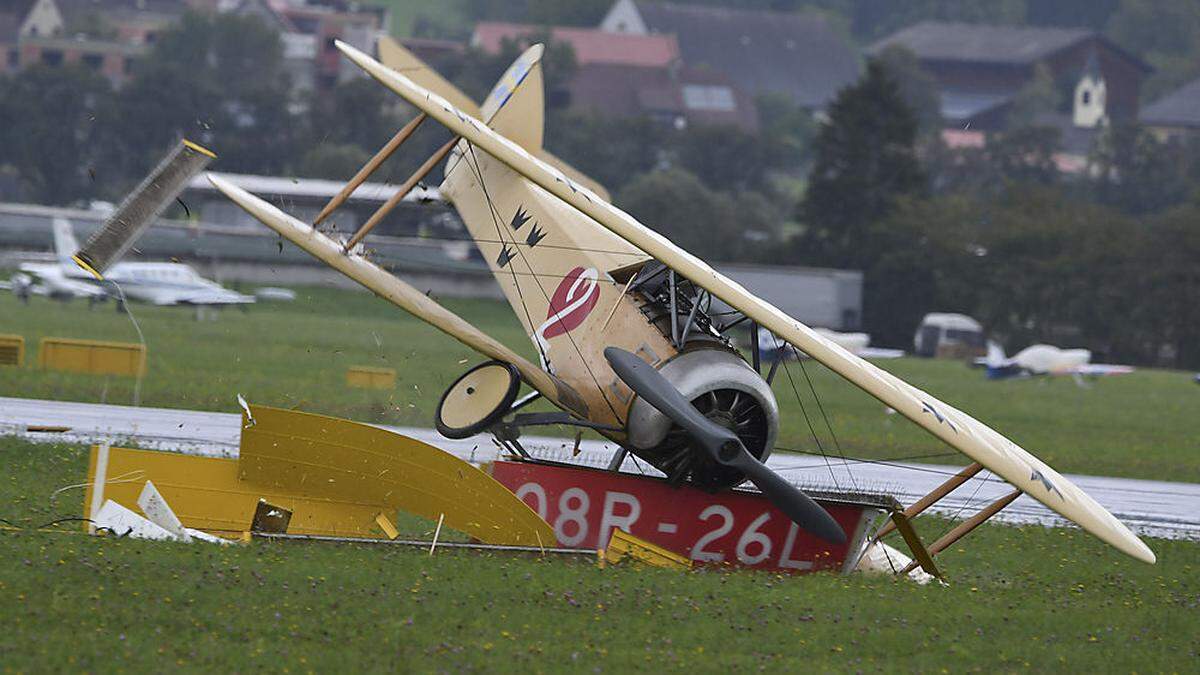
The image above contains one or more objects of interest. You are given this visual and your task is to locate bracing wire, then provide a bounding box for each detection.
[461,140,625,425]
[769,334,841,489]
[393,232,647,258]
[773,445,1006,482]
[458,141,550,369]
[794,355,860,491]
[107,279,146,406]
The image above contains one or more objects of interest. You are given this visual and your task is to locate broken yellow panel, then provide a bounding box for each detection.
[375,512,400,540]
[0,334,24,367]
[40,337,145,377]
[84,445,387,538]
[239,404,554,546]
[345,366,396,389]
[603,529,692,570]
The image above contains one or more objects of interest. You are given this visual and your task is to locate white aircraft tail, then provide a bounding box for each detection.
[985,340,1007,368]
[52,217,81,267]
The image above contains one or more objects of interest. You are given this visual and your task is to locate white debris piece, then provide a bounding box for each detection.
[93,500,178,541]
[93,483,230,545]
[185,528,229,544]
[137,480,192,542]
[855,541,938,585]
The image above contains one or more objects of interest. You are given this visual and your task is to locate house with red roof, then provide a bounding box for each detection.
[471,21,758,132]
[600,0,860,112]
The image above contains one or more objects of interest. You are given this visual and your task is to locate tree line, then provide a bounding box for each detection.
[1,9,1197,368]
[794,60,1200,368]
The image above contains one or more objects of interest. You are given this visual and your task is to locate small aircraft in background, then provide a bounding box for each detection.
[979,341,1134,383]
[757,327,904,362]
[9,217,255,309]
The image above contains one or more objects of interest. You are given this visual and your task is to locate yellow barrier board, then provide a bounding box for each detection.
[39,337,145,377]
[240,404,555,546]
[84,445,389,538]
[0,334,24,367]
[346,366,396,389]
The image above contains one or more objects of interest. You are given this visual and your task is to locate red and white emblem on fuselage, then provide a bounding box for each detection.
[535,266,600,365]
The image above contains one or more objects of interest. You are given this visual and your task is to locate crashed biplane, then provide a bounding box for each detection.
[206,38,1154,570]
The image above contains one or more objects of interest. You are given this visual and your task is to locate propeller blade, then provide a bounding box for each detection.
[605,347,845,544]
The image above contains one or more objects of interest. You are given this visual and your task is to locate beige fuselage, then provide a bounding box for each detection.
[441,147,676,428]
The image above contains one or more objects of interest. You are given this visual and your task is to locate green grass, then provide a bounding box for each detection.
[0,286,533,426]
[2,287,1196,482]
[0,438,1196,671]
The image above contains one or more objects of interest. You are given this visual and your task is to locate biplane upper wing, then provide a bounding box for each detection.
[336,40,1155,564]
[378,36,614,204]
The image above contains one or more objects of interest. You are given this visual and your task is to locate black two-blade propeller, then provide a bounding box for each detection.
[605,347,846,544]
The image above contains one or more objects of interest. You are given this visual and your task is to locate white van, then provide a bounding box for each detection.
[914,313,985,358]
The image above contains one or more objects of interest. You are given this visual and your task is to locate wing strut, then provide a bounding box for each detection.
[899,489,1021,575]
[872,462,983,541]
[344,134,459,251]
[313,112,427,226]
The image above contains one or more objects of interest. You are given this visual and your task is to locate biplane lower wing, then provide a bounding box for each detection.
[206,174,586,417]
[336,40,1154,564]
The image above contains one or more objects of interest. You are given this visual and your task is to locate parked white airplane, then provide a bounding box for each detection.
[9,218,255,307]
[981,341,1134,381]
[758,326,904,360]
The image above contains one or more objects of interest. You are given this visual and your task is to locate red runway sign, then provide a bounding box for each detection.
[490,461,881,573]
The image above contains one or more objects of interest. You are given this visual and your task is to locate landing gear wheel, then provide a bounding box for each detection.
[435,360,522,439]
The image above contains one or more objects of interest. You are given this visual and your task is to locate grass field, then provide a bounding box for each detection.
[0,438,1196,671]
[1,287,1196,482]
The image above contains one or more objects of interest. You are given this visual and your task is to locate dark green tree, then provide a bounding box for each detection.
[0,64,113,204]
[108,11,295,183]
[1006,63,1060,127]
[297,143,372,180]
[754,92,817,171]
[1106,0,1200,100]
[796,59,926,269]
[1137,204,1200,367]
[616,168,774,262]
[545,110,664,195]
[527,0,612,25]
[1090,122,1191,214]
[875,45,942,134]
[309,77,403,152]
[674,124,766,192]
[795,59,927,344]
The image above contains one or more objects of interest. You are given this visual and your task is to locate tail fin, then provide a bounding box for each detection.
[52,217,80,267]
[482,44,545,151]
[985,340,1006,368]
[378,36,481,117]
[378,36,612,201]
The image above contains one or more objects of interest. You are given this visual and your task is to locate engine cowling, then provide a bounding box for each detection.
[624,346,778,489]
